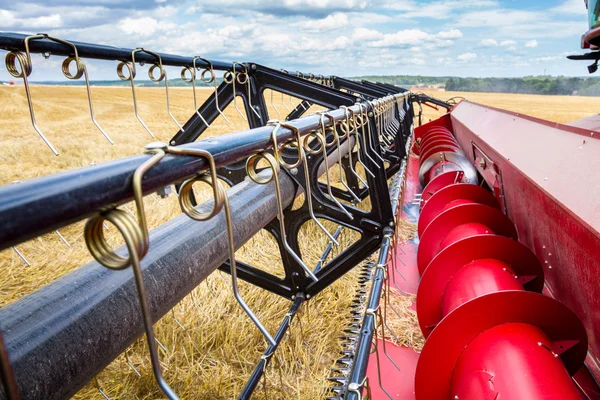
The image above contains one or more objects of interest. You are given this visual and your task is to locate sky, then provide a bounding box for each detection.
[0,0,594,81]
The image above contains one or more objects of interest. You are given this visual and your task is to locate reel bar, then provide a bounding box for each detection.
[0,102,374,251]
[0,169,297,400]
[0,32,236,71]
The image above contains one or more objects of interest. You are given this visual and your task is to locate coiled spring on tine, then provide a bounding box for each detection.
[245,121,318,282]
[315,112,354,220]
[358,102,386,164]
[328,110,361,203]
[282,121,339,245]
[5,34,60,155]
[170,144,277,346]
[346,107,376,179]
[181,56,210,129]
[117,49,155,138]
[224,62,247,121]
[198,57,231,125]
[83,143,178,400]
[356,103,382,168]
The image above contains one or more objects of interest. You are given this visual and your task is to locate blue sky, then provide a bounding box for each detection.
[0,0,593,80]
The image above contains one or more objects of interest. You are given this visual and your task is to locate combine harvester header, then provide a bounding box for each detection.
[1,7,600,398]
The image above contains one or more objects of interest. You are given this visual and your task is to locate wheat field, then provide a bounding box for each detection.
[1,82,599,399]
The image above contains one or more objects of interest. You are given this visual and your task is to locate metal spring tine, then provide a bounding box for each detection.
[95,377,111,400]
[375,306,401,372]
[83,144,178,399]
[150,193,161,204]
[206,280,217,297]
[198,57,231,125]
[281,91,290,112]
[240,63,261,119]
[316,113,353,219]
[323,112,361,203]
[5,34,59,155]
[225,62,247,121]
[295,312,315,354]
[190,289,204,313]
[340,106,369,189]
[365,308,393,400]
[358,103,385,164]
[270,89,281,116]
[168,144,276,346]
[12,246,30,266]
[288,93,295,109]
[155,337,168,354]
[55,230,71,248]
[355,108,380,170]
[286,122,339,244]
[172,309,186,330]
[181,57,209,129]
[55,40,114,144]
[124,350,141,377]
[116,50,154,138]
[144,50,185,132]
[247,124,318,282]
[348,109,375,179]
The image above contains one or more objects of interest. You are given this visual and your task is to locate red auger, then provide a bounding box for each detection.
[413,125,588,399]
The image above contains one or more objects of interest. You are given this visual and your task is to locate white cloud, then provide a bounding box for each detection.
[550,0,587,15]
[352,27,383,41]
[480,38,498,47]
[366,28,463,48]
[500,40,517,47]
[119,17,160,36]
[525,39,538,48]
[437,29,463,39]
[457,52,477,62]
[299,13,349,32]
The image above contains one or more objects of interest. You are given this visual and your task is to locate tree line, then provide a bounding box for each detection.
[446,76,600,96]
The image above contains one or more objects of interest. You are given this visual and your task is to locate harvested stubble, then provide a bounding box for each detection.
[0,82,595,399]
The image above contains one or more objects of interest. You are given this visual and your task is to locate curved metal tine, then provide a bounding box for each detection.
[281,91,291,112]
[355,103,380,170]
[315,113,353,219]
[116,49,155,138]
[166,145,276,346]
[340,106,369,189]
[181,57,209,129]
[95,377,111,400]
[55,229,71,248]
[360,103,386,165]
[49,37,114,144]
[283,122,339,245]
[227,62,247,121]
[270,89,281,116]
[84,144,178,400]
[376,306,401,372]
[142,49,185,132]
[246,127,318,282]
[323,112,361,203]
[12,246,30,266]
[366,307,393,400]
[124,349,142,377]
[171,308,186,330]
[6,34,59,155]
[348,109,375,179]
[198,57,231,125]
[241,63,261,119]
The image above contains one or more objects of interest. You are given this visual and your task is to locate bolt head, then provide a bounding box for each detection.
[290,167,298,175]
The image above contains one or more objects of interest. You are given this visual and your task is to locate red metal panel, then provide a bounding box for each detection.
[450,101,600,380]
